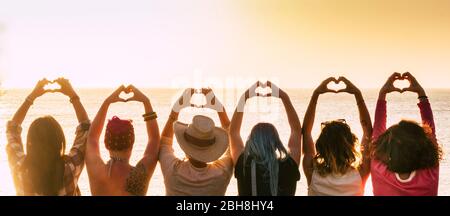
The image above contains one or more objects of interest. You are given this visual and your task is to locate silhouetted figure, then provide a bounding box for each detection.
[230,81,301,196]
[370,72,442,196]
[302,77,372,196]
[86,85,160,196]
[159,88,233,195]
[6,78,90,195]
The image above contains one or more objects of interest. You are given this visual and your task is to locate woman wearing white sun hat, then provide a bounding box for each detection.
[158,88,233,196]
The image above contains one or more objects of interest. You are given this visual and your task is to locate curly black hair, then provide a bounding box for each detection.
[371,120,442,173]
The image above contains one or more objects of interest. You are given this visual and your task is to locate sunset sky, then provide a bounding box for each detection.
[0,0,449,88]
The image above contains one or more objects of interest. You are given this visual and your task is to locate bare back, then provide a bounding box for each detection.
[89,162,150,196]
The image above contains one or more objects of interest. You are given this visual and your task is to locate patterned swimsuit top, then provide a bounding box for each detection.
[107,158,150,196]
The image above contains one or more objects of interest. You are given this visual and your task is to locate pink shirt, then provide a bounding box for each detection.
[371,99,439,196]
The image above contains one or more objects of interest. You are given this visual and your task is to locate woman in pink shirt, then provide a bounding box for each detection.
[371,72,442,196]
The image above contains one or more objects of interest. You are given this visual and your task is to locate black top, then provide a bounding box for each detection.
[235,153,300,196]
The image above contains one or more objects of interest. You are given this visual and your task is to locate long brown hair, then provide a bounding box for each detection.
[313,121,359,176]
[24,116,66,195]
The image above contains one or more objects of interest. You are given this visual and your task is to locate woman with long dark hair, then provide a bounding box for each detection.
[229,81,302,196]
[6,78,90,195]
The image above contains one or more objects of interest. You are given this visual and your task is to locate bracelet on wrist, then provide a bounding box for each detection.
[418,95,428,100]
[142,111,156,118]
[143,112,157,121]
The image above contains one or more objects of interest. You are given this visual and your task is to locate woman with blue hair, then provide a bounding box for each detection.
[229,81,302,196]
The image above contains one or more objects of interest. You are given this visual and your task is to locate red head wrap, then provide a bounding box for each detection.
[105,116,135,151]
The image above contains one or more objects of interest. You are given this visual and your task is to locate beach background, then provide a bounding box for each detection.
[1,0,450,196]
[0,88,448,196]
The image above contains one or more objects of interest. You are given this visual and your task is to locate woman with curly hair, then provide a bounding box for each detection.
[370,72,442,196]
[303,77,372,196]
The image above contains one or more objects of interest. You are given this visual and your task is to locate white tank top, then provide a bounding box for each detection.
[308,168,364,196]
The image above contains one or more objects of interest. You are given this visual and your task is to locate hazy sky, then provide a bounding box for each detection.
[0,0,449,88]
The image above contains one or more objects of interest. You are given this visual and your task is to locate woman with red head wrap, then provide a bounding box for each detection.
[105,116,135,151]
[86,85,160,196]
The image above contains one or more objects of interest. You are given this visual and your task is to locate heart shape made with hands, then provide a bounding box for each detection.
[43,80,62,92]
[326,79,347,92]
[393,75,412,92]
[255,85,273,97]
[190,91,207,108]
[119,87,135,102]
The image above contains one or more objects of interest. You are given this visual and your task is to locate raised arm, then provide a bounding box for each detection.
[302,77,337,185]
[51,78,91,178]
[337,77,372,181]
[229,82,261,165]
[200,88,233,166]
[373,73,402,140]
[267,81,302,166]
[11,79,51,125]
[161,88,195,142]
[402,72,435,137]
[86,86,126,170]
[55,78,89,124]
[201,88,230,129]
[217,110,230,130]
[126,85,160,174]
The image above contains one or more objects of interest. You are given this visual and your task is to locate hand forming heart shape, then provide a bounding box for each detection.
[382,72,418,94]
[190,88,225,112]
[326,79,347,92]
[190,90,207,108]
[171,88,224,112]
[392,73,414,93]
[255,85,273,97]
[43,80,62,92]
[106,85,141,103]
[118,87,135,102]
[250,81,281,97]
[317,77,361,95]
